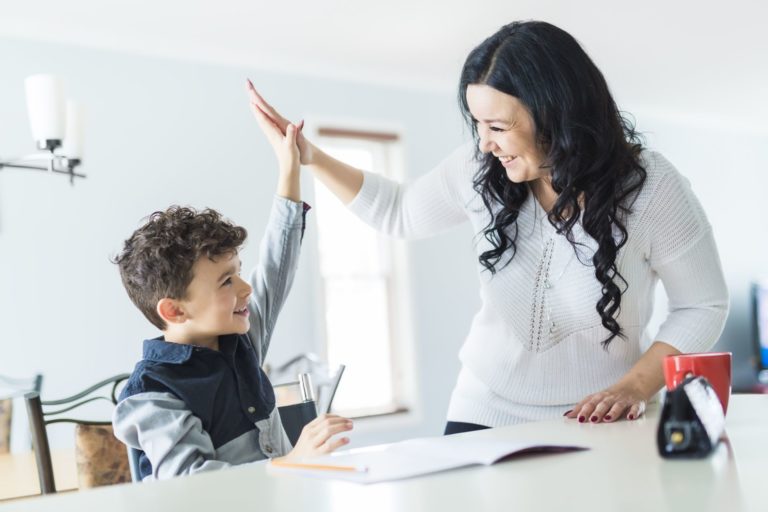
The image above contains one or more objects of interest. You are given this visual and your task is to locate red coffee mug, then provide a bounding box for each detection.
[663,352,732,414]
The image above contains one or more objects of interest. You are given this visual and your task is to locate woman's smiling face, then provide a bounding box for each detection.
[466,84,548,184]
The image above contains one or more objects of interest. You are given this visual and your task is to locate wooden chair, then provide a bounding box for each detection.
[0,374,43,454]
[24,374,131,494]
[0,398,10,455]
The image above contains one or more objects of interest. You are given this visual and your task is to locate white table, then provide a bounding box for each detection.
[3,395,766,512]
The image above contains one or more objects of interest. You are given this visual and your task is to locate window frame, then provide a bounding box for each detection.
[306,122,416,419]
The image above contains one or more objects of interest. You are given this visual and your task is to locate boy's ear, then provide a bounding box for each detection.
[157,298,187,325]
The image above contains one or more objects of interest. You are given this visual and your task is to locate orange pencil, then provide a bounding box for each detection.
[270,458,368,473]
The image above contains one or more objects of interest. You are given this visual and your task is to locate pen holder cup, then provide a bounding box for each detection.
[279,400,318,446]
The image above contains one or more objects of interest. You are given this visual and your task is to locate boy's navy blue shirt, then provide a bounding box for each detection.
[120,334,277,479]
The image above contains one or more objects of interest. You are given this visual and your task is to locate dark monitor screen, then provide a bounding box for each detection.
[752,282,768,382]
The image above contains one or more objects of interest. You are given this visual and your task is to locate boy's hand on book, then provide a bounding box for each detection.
[286,413,354,459]
[246,79,314,165]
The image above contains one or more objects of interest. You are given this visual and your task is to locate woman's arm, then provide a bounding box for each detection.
[304,140,364,204]
[566,229,728,424]
[567,159,728,423]
[565,341,680,423]
[247,80,363,204]
[246,82,470,239]
[246,79,302,202]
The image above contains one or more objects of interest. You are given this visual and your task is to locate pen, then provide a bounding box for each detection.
[270,458,368,473]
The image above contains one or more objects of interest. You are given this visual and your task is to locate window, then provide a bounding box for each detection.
[312,127,411,417]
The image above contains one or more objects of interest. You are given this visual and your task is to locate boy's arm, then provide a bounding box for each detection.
[113,392,232,479]
[246,197,308,359]
[246,79,305,360]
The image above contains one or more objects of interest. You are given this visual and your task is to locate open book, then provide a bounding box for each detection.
[269,434,587,484]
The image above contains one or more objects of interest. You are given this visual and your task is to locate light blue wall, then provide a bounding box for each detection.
[0,37,474,449]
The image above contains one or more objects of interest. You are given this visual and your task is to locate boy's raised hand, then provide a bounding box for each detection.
[285,413,354,459]
[247,79,300,177]
[246,80,314,165]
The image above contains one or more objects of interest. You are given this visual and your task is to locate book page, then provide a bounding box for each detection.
[393,436,563,465]
[269,435,587,484]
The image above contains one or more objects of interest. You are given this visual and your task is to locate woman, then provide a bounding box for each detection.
[247,21,729,434]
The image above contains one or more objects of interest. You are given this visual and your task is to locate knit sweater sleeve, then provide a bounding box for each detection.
[345,144,473,238]
[642,159,729,353]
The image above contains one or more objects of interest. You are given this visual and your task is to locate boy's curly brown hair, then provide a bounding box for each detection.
[113,206,247,330]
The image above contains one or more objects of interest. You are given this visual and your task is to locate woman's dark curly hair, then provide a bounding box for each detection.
[113,206,247,330]
[459,21,647,347]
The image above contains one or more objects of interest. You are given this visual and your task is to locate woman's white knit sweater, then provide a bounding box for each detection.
[347,143,729,426]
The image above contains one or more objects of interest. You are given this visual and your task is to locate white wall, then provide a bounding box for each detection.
[1,24,765,453]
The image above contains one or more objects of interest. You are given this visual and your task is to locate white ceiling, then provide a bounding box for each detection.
[1,0,766,130]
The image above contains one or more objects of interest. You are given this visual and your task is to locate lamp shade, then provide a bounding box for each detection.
[25,74,66,142]
[61,100,84,159]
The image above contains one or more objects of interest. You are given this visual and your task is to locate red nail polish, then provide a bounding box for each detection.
[590,416,598,423]
[628,414,635,420]
[604,415,612,421]
[578,416,586,423]
[563,410,573,417]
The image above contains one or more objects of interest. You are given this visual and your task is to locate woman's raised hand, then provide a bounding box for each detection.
[246,79,300,178]
[246,80,314,165]
[284,413,354,459]
[246,79,364,205]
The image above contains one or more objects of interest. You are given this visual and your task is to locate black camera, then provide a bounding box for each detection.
[657,375,725,458]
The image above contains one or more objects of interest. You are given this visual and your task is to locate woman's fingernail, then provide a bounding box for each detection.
[590,416,598,423]
[563,410,572,417]
[604,415,612,421]
[578,416,586,423]
[628,414,635,420]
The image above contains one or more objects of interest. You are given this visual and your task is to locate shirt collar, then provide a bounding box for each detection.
[142,337,194,364]
[142,334,242,364]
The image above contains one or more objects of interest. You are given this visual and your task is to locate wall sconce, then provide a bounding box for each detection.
[0,74,85,185]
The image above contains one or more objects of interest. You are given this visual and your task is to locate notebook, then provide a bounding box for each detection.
[269,434,587,484]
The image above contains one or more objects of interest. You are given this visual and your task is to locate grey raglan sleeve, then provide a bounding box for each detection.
[112,392,232,480]
[246,196,308,359]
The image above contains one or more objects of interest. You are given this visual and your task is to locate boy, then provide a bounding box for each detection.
[112,85,352,480]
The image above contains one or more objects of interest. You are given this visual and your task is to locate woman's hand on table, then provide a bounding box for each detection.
[565,341,676,423]
[564,381,648,423]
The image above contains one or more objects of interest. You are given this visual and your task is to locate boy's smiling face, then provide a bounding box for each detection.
[160,251,252,348]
